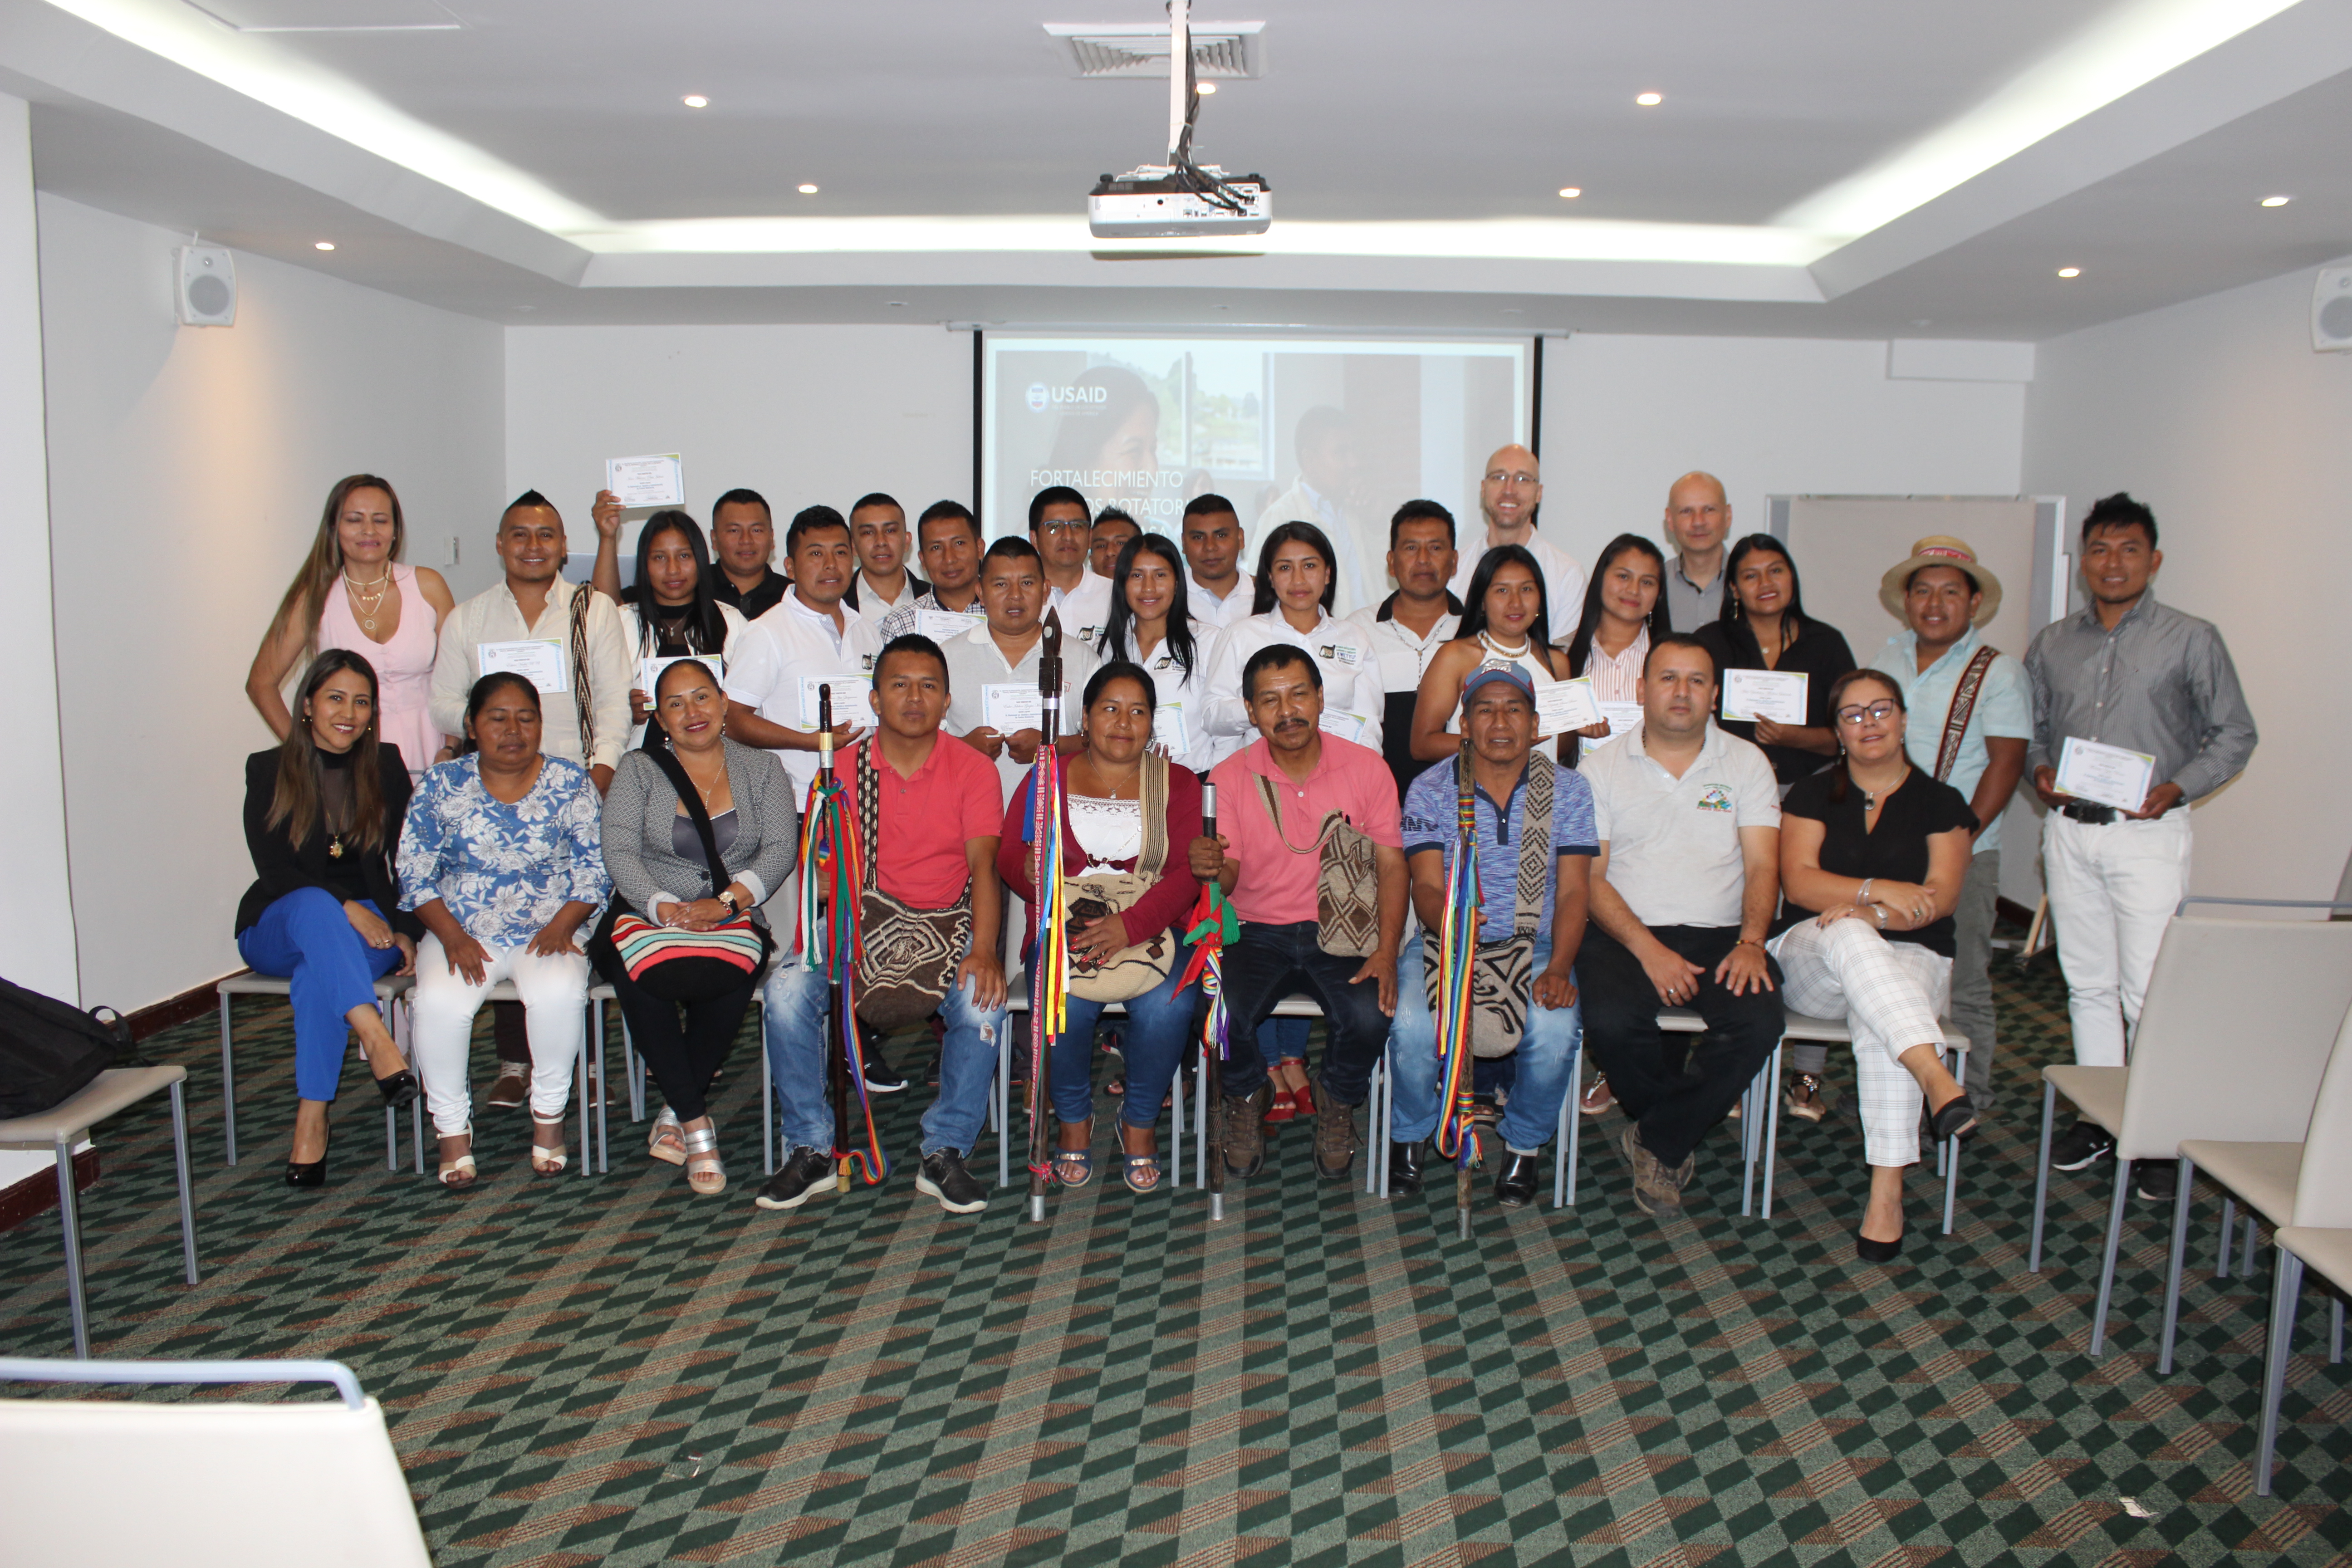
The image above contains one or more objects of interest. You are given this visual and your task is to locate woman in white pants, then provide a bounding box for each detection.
[397,671,611,1187]
[1770,669,1980,1262]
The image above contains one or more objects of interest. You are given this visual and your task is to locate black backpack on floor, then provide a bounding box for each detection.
[0,975,135,1118]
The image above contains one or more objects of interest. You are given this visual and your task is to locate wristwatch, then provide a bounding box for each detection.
[718,888,743,916]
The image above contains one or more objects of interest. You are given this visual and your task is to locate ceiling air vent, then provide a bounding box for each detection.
[1043,21,1265,79]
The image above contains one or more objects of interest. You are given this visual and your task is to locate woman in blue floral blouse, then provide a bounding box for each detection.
[399,671,611,1187]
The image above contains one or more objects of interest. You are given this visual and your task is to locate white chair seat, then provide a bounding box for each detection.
[2044,1064,2127,1135]
[216,971,422,1172]
[2278,1226,2352,1295]
[2177,1140,2302,1225]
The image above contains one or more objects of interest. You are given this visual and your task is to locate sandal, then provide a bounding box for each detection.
[1262,1086,1295,1125]
[438,1128,477,1191]
[1784,1073,1828,1123]
[1122,1152,1161,1194]
[1580,1073,1615,1116]
[681,1123,725,1196]
[648,1107,687,1166]
[1053,1119,1095,1188]
[530,1117,568,1177]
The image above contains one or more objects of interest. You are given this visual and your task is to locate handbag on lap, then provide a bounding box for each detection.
[1060,753,1179,1003]
[1420,751,1555,1058]
[1253,773,1381,958]
[593,747,773,1003]
[853,742,974,1029]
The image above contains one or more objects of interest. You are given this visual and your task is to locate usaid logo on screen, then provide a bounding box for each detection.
[1026,382,1111,413]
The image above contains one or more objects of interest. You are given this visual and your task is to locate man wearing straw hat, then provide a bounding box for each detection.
[1867,537,2030,1119]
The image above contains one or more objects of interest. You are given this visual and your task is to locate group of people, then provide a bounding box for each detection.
[234,449,2255,1252]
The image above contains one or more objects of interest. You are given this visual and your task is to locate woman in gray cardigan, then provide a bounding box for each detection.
[595,659,799,1195]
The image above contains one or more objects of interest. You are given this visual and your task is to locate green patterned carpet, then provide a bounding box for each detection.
[3,950,2347,1567]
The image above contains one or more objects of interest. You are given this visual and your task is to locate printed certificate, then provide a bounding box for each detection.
[477,639,568,695]
[2056,736,2156,813]
[605,453,684,509]
[1720,668,1808,725]
[797,674,876,730]
[1533,678,1602,739]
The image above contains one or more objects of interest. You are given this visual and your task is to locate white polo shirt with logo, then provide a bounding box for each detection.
[1582,718,1779,929]
[725,591,884,794]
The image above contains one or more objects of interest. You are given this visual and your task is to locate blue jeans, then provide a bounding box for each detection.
[1049,947,1197,1128]
[763,961,1007,1159]
[1219,922,1387,1109]
[235,888,402,1103]
[1389,937,1581,1152]
[1254,1015,1310,1070]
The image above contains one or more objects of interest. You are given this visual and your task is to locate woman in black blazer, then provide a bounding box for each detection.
[237,650,423,1187]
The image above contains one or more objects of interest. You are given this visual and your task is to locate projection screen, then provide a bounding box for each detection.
[980,333,1531,617]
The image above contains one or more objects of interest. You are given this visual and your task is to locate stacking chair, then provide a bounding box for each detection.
[2029,910,2352,1356]
[2161,998,2352,1374]
[2255,1004,2352,1494]
[0,1357,430,1564]
[0,1068,198,1357]
[1780,1013,1973,1234]
[215,971,423,1171]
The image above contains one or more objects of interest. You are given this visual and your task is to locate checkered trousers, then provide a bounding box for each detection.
[1768,916,1952,1167]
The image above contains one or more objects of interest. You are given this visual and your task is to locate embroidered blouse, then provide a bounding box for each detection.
[397,754,611,947]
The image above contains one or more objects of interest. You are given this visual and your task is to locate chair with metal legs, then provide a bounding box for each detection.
[2029,910,2352,1357]
[2254,999,2352,1495]
[0,1068,199,1357]
[214,972,423,1172]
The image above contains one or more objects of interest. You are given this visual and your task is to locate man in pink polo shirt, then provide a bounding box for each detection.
[1191,644,1407,1181]
[756,633,1009,1216]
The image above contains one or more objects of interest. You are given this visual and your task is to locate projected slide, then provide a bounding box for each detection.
[981,334,1529,616]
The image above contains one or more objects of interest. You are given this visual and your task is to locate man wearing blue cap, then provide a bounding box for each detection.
[1389,663,1597,1203]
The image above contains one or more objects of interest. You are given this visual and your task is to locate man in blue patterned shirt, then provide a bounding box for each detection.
[1387,664,1597,1206]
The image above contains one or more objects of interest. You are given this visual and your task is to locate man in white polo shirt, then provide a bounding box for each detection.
[1181,493,1255,630]
[940,537,1096,804]
[1447,444,1585,629]
[1578,632,1784,1218]
[724,504,883,796]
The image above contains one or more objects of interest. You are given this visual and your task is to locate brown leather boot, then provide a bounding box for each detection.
[1223,1083,1274,1177]
[1313,1078,1360,1181]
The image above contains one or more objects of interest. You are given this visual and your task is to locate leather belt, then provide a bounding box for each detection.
[2060,802,2119,825]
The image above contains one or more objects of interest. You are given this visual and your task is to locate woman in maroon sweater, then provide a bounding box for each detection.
[999,661,1204,1194]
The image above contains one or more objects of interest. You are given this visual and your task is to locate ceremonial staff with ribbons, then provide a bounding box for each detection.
[1177,781,1235,1222]
[1431,729,1484,1239]
[1025,610,1071,1224]
[795,683,888,1195]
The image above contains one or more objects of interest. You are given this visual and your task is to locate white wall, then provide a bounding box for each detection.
[2023,264,2352,901]
[39,194,505,1009]
[503,324,974,544]
[1538,333,2029,573]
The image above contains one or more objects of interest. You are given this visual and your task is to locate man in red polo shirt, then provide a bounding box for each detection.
[1191,645,1407,1181]
[755,634,1009,1215]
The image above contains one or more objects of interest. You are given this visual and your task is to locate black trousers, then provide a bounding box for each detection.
[608,969,759,1122]
[1218,921,1387,1109]
[1578,924,1783,1168]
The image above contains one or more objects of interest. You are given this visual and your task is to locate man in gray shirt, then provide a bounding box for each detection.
[1661,471,1731,632]
[2025,492,2256,1201]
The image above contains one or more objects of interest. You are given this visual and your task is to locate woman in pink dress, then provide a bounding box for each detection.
[247,475,456,778]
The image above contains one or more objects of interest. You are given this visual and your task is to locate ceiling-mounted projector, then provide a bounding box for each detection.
[1083,1,1270,240]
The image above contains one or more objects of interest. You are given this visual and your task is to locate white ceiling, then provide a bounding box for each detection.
[5,0,2349,336]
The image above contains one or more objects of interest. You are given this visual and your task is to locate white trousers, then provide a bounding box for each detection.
[411,935,589,1136]
[2041,808,2192,1068]
[1770,917,1951,1168]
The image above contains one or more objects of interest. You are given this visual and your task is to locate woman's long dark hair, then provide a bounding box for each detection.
[459,671,542,757]
[1098,533,1199,678]
[267,649,389,854]
[1823,667,1905,804]
[1249,520,1338,616]
[1456,544,1555,649]
[1565,534,1670,677]
[640,657,722,752]
[622,510,729,657]
[1717,533,1811,647]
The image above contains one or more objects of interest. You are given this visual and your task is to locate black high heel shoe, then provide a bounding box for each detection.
[375,1068,421,1110]
[1855,1228,1903,1263]
[286,1128,330,1188]
[1928,1090,1978,1143]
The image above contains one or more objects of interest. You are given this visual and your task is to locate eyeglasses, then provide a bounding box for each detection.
[1035,520,1088,536]
[1834,701,1899,727]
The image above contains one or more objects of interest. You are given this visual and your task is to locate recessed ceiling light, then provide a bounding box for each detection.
[1558,186,1582,199]
[313,240,335,251]
[887,300,907,308]
[797,183,819,195]
[2057,266,2082,278]
[2260,194,2290,206]
[1911,318,1933,327]
[681,94,709,108]
[1196,81,1216,94]
[1635,91,1663,106]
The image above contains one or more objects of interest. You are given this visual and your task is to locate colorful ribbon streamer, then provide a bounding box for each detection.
[1431,755,1482,1171]
[1180,882,1236,1065]
[1024,751,1072,1179]
[798,763,887,1185]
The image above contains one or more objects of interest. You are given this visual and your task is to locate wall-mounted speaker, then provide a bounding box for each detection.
[2315,264,2352,353]
[174,245,236,327]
